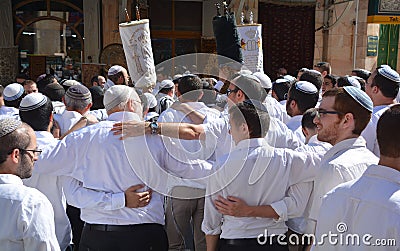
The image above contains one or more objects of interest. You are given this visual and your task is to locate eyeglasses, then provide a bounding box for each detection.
[316,109,343,118]
[226,88,239,96]
[19,148,42,157]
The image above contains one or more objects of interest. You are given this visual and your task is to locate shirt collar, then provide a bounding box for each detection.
[364,164,400,185]
[0,174,23,185]
[323,136,367,160]
[107,111,141,122]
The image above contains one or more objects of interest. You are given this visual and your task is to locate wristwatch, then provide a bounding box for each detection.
[149,121,159,134]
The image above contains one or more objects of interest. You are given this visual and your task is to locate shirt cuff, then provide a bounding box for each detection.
[111,192,126,210]
[270,200,288,222]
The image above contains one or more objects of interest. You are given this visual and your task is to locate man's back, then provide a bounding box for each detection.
[203,138,316,239]
[38,115,165,225]
[313,164,400,250]
[0,174,60,251]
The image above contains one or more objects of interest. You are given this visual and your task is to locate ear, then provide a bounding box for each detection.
[372,85,380,94]
[302,127,309,138]
[9,149,21,164]
[237,89,245,100]
[240,122,249,134]
[342,112,355,130]
[62,96,66,105]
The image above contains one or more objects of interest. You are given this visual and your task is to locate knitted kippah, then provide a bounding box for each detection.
[0,118,22,138]
[19,93,48,111]
[65,85,91,100]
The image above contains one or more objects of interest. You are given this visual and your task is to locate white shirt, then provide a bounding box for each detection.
[36,111,212,223]
[202,138,318,239]
[263,96,290,124]
[0,105,19,120]
[23,131,71,250]
[89,109,108,121]
[53,110,83,135]
[312,165,400,250]
[158,101,219,184]
[286,115,305,143]
[158,101,220,161]
[0,174,60,251]
[51,101,65,115]
[361,105,390,157]
[284,136,332,234]
[308,137,379,226]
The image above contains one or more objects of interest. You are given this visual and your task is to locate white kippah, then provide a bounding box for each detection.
[346,76,361,89]
[19,93,48,111]
[283,75,296,83]
[295,81,318,94]
[253,72,272,89]
[108,65,125,76]
[0,118,22,137]
[62,79,81,87]
[3,83,24,101]
[104,85,133,111]
[378,66,400,83]
[143,93,157,108]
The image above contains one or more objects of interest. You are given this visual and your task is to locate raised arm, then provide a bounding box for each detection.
[112,121,205,140]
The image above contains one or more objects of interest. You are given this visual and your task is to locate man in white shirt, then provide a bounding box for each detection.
[36,85,211,250]
[155,79,176,114]
[286,81,319,142]
[313,104,400,251]
[158,75,220,251]
[361,65,400,157]
[0,85,19,120]
[19,93,72,250]
[213,87,378,248]
[54,84,98,135]
[308,87,379,232]
[0,118,60,251]
[202,101,317,251]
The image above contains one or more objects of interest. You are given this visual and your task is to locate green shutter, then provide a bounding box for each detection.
[378,24,399,70]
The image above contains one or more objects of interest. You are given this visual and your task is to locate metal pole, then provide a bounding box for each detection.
[353,0,360,69]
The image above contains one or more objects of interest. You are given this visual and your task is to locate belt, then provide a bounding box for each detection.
[221,236,282,246]
[84,223,161,232]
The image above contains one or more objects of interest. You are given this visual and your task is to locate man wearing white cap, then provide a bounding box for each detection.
[104,65,130,90]
[308,87,378,234]
[0,85,19,120]
[3,83,25,109]
[142,92,159,122]
[35,85,211,250]
[0,118,60,251]
[155,79,175,114]
[361,65,400,157]
[19,93,72,250]
[253,72,290,124]
[285,81,319,143]
[212,87,378,249]
[313,105,400,251]
[54,85,98,135]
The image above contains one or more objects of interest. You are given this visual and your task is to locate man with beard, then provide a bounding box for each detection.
[308,87,378,232]
[0,119,60,250]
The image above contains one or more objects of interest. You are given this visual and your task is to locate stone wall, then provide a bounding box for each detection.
[0,47,18,85]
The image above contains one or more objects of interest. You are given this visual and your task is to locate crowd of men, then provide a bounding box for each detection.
[0,61,399,251]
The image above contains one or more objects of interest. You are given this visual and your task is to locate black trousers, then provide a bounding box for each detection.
[79,223,168,251]
[218,238,289,251]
